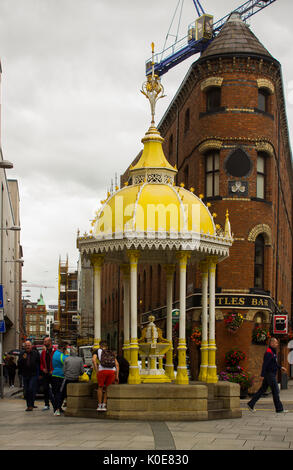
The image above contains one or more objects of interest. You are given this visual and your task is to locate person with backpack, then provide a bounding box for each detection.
[92,341,119,412]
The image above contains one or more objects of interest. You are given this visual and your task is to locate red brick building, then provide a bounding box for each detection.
[100,13,292,387]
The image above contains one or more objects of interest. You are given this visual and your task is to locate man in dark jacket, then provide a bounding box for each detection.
[247,337,288,413]
[18,341,40,411]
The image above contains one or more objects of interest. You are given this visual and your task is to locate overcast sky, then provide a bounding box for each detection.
[0,0,292,306]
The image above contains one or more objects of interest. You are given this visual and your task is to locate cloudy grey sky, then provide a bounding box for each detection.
[0,0,292,305]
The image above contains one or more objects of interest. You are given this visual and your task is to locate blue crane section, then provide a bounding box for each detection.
[146,0,277,77]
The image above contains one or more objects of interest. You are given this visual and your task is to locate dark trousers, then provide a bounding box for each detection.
[248,372,283,412]
[51,376,65,412]
[23,375,38,408]
[60,379,79,405]
[42,373,55,408]
[8,371,16,386]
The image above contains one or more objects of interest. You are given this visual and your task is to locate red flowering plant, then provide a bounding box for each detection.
[224,312,244,333]
[219,349,253,391]
[225,349,246,367]
[252,326,271,344]
[219,367,253,389]
[190,327,202,346]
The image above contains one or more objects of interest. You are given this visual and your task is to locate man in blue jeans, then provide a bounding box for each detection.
[247,337,288,414]
[18,341,40,411]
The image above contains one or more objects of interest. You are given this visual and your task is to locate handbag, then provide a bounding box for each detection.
[78,372,89,382]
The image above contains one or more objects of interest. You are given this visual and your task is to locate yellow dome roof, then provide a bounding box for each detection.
[130,126,176,173]
[93,182,215,237]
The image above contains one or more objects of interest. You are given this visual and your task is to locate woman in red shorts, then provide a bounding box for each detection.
[92,341,119,411]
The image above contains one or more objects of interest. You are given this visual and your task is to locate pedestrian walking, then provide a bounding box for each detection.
[18,341,40,411]
[247,337,288,414]
[40,336,55,411]
[17,357,23,388]
[3,353,8,384]
[92,341,119,412]
[7,355,17,388]
[59,347,84,407]
[51,341,69,416]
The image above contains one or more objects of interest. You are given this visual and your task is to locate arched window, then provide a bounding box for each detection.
[254,234,265,289]
[206,87,221,112]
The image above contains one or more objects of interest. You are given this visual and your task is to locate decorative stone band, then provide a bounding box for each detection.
[196,137,275,156]
[132,170,175,185]
[257,78,274,95]
[200,77,224,91]
[77,235,232,261]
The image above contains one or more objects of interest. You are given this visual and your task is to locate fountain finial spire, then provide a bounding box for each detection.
[141,42,166,126]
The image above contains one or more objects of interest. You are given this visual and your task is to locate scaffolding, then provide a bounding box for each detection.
[57,255,78,344]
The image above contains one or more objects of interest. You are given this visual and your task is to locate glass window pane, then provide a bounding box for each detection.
[214,153,219,170]
[206,174,213,197]
[257,155,264,173]
[214,173,219,196]
[207,88,221,111]
[257,174,264,198]
[206,155,213,172]
[258,90,267,112]
[254,266,263,288]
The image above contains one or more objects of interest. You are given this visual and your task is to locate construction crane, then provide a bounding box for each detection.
[146,0,277,77]
[23,284,55,289]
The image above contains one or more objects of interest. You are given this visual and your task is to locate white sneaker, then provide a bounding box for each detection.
[96,404,102,411]
[277,409,289,413]
[247,403,256,413]
[54,410,61,416]
[42,406,50,411]
[101,403,107,412]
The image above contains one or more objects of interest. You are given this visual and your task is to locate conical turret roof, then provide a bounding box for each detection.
[201,12,273,60]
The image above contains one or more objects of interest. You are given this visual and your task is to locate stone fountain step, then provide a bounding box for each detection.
[65,382,241,421]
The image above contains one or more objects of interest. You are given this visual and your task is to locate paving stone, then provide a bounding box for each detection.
[237,434,265,441]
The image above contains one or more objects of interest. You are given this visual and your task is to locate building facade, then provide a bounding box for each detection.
[24,294,47,344]
[79,14,292,387]
[0,60,22,354]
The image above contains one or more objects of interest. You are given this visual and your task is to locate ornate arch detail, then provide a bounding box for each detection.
[198,139,223,154]
[255,141,274,157]
[247,224,272,246]
[200,77,224,91]
[257,78,274,95]
[246,310,271,323]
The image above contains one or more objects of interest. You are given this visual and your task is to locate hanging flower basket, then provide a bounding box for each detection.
[224,312,244,333]
[190,327,202,346]
[225,349,246,367]
[252,326,271,344]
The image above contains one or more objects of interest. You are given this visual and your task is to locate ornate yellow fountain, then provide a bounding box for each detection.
[138,315,172,383]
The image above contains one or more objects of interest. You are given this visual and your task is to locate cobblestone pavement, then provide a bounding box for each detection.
[1,383,293,451]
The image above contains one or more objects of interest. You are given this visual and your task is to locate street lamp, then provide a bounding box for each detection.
[0,226,21,231]
[0,161,13,169]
